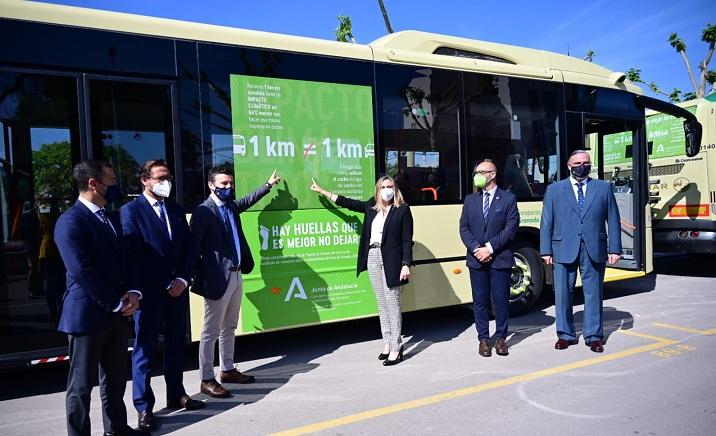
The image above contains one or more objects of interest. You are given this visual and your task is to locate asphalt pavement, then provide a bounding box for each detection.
[1,254,714,435]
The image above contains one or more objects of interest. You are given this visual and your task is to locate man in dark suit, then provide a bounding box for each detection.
[191,165,280,398]
[460,160,520,357]
[54,160,147,436]
[540,150,622,353]
[120,159,204,431]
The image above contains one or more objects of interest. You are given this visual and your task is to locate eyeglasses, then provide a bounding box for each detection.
[149,175,173,182]
[474,170,494,175]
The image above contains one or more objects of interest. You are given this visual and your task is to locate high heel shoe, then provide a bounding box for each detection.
[378,352,389,360]
[382,346,403,366]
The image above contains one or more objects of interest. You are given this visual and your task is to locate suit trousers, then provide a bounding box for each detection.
[66,315,130,436]
[132,292,189,412]
[468,265,511,341]
[199,271,243,380]
[554,240,606,343]
[367,247,402,352]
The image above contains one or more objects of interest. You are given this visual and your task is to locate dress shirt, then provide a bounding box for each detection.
[569,175,591,200]
[369,206,391,246]
[479,185,498,254]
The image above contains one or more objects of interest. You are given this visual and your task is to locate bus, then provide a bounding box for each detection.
[0,0,700,367]
[645,95,715,255]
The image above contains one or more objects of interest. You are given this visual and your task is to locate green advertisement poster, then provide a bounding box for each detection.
[229,75,377,332]
[603,131,633,166]
[646,106,696,159]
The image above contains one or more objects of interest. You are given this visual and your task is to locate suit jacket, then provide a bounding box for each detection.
[459,187,519,270]
[335,196,413,289]
[190,184,270,299]
[539,178,622,264]
[54,200,136,334]
[120,195,193,301]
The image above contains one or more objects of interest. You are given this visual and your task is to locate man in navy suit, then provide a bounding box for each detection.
[191,165,280,398]
[55,160,147,436]
[121,159,204,431]
[460,160,520,357]
[540,150,622,353]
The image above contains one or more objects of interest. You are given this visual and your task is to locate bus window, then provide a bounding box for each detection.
[0,71,80,354]
[89,79,174,203]
[464,74,561,200]
[376,64,462,205]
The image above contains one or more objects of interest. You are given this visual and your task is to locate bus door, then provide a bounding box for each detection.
[85,77,177,203]
[0,70,82,362]
[566,113,646,270]
[0,73,176,365]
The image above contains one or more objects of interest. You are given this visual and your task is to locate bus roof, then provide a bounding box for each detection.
[2,0,641,92]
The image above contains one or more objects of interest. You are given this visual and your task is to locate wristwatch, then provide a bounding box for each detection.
[265,181,272,188]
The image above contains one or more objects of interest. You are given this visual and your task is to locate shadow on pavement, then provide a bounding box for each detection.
[505,308,555,348]
[653,254,716,278]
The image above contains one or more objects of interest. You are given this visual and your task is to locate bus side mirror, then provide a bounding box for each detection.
[684,119,702,157]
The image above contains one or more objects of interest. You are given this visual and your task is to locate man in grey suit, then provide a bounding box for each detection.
[190,165,280,398]
[540,150,621,353]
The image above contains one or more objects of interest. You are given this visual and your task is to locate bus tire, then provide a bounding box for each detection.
[509,245,544,315]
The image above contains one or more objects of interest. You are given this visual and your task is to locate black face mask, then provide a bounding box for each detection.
[98,182,122,204]
[213,186,235,202]
[570,163,591,179]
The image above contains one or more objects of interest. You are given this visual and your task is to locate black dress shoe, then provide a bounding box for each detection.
[588,340,604,353]
[137,410,156,431]
[167,394,205,410]
[378,352,389,360]
[554,339,579,350]
[383,346,404,366]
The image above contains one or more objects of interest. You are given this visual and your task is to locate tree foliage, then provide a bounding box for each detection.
[632,23,715,102]
[335,15,355,43]
[32,141,73,200]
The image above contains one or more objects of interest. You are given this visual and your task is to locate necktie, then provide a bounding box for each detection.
[220,205,240,267]
[483,192,490,219]
[156,201,170,239]
[577,182,585,214]
[96,208,116,236]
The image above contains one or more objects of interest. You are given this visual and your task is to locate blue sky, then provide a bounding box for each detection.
[42,0,714,99]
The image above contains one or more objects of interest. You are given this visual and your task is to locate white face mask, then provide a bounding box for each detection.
[151,180,172,198]
[380,188,395,202]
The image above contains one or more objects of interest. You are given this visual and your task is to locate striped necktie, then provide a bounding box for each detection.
[483,192,490,219]
[96,208,116,236]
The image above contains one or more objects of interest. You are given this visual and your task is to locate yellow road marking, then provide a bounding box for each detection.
[619,330,678,343]
[652,322,716,336]
[271,332,673,436]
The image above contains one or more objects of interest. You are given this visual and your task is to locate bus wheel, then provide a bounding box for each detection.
[509,246,544,315]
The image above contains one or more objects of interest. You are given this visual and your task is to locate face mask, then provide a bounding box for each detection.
[380,188,395,202]
[151,180,172,198]
[213,186,234,202]
[570,163,591,179]
[98,183,122,204]
[473,174,487,188]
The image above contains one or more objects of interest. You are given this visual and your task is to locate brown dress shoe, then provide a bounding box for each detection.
[554,339,579,350]
[200,379,231,398]
[588,340,604,353]
[220,369,256,384]
[478,340,492,357]
[495,338,509,356]
[137,410,156,431]
[167,394,206,410]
